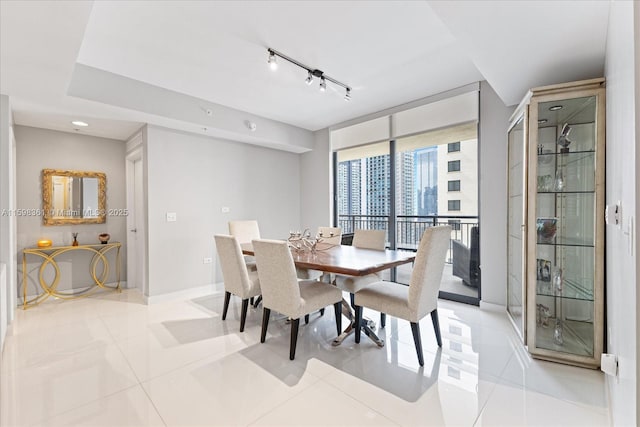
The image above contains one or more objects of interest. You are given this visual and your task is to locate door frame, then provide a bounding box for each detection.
[125,146,146,296]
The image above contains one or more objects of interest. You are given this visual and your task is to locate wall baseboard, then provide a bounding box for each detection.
[144,283,224,305]
[479,301,506,312]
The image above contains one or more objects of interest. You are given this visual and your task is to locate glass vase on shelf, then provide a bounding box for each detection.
[553,267,563,294]
[553,319,564,345]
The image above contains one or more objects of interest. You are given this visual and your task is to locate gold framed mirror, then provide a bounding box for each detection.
[42,169,106,225]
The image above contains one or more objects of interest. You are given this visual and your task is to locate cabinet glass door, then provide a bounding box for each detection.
[507,112,527,339]
[532,95,598,358]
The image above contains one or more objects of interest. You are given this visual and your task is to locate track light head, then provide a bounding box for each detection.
[344,88,351,101]
[319,77,326,92]
[305,71,313,85]
[267,50,277,70]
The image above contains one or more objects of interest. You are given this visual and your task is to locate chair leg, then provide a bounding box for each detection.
[431,309,442,347]
[250,297,254,305]
[240,299,249,332]
[222,291,231,320]
[410,322,424,366]
[319,308,325,316]
[260,308,271,343]
[333,302,342,336]
[350,293,355,308]
[354,305,362,343]
[304,314,310,324]
[290,318,300,360]
[380,313,386,328]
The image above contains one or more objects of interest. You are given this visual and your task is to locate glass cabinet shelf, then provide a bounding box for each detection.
[536,279,594,301]
[535,319,594,357]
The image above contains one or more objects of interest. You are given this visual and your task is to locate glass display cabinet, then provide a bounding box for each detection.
[509,78,605,368]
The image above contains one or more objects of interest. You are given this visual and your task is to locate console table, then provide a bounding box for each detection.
[22,242,122,309]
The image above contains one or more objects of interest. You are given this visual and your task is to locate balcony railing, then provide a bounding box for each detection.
[338,214,479,263]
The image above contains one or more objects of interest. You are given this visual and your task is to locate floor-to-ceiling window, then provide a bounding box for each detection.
[393,123,479,303]
[336,141,390,240]
[332,87,480,304]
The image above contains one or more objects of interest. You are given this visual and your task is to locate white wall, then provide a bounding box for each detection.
[14,126,127,295]
[0,93,17,356]
[478,81,514,306]
[300,129,332,231]
[604,1,638,425]
[145,126,301,297]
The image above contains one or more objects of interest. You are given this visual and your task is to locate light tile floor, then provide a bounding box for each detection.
[1,289,609,426]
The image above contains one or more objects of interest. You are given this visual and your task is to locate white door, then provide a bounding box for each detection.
[126,151,146,295]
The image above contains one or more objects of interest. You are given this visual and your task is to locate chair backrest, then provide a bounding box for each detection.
[214,234,254,297]
[252,239,301,316]
[317,226,342,245]
[228,220,261,244]
[408,226,452,318]
[352,229,386,251]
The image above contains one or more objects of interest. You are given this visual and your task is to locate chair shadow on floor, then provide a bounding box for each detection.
[181,292,441,401]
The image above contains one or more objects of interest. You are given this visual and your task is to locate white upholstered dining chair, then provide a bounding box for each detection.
[214,234,261,332]
[354,226,451,366]
[334,229,388,325]
[228,220,261,271]
[252,239,343,360]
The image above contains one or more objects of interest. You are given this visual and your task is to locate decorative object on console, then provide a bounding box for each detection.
[98,233,110,244]
[37,239,52,248]
[72,232,79,246]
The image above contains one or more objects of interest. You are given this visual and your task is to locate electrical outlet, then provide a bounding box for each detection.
[221,207,230,213]
[203,257,212,264]
[166,212,177,222]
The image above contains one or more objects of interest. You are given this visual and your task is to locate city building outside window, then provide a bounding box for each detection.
[448,180,461,192]
[448,160,461,172]
[448,199,461,211]
[448,141,460,153]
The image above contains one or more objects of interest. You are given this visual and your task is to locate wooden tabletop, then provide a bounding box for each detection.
[241,242,415,277]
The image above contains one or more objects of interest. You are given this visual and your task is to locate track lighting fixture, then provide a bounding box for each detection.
[266,48,352,100]
[268,50,277,70]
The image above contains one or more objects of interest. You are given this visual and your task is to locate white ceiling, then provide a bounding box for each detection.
[0,0,610,144]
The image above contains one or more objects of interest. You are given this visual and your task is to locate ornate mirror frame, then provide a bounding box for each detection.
[42,169,107,225]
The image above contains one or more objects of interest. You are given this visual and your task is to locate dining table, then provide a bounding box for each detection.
[241,242,416,347]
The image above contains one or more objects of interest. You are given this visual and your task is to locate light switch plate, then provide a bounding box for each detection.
[166,212,177,222]
[221,207,230,213]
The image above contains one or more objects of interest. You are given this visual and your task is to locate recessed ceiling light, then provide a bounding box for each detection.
[538,119,548,124]
[71,120,89,127]
[549,105,563,111]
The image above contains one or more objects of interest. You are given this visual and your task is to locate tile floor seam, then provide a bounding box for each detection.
[139,379,170,427]
[470,376,501,427]
[242,373,325,427]
[318,376,403,427]
[30,384,144,427]
[113,335,238,384]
